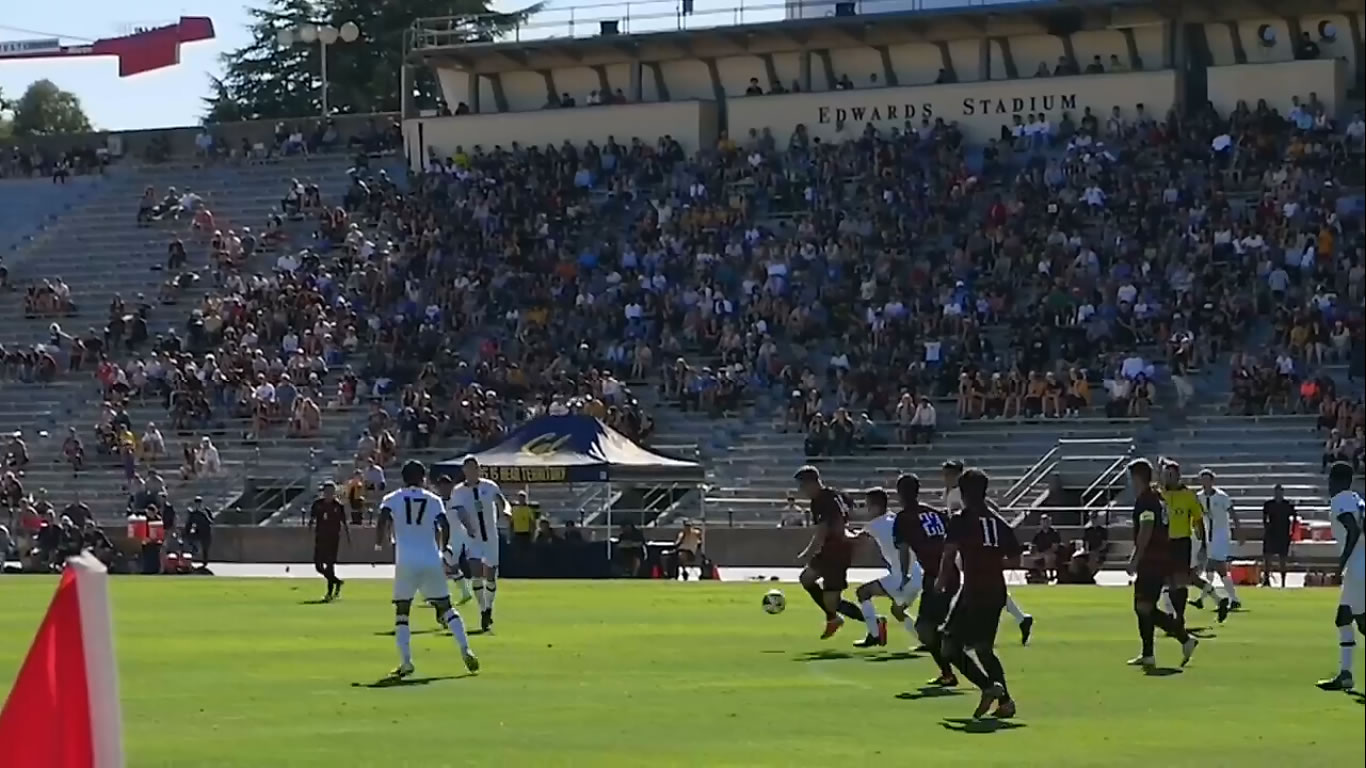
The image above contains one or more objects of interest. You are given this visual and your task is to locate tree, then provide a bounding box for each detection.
[205,0,538,122]
[10,80,93,136]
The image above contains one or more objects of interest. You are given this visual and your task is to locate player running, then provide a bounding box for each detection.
[433,474,475,608]
[896,472,958,686]
[794,465,863,639]
[1126,458,1198,671]
[375,460,479,679]
[451,456,511,632]
[308,481,349,601]
[937,468,1019,719]
[1192,469,1243,612]
[1317,461,1365,692]
[852,487,924,649]
[941,459,1034,645]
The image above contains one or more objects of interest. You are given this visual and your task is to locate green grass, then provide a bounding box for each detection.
[1,579,1363,767]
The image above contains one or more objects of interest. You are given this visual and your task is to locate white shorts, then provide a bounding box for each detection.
[877,562,924,606]
[1206,533,1231,564]
[393,561,450,603]
[1341,570,1365,616]
[467,537,500,569]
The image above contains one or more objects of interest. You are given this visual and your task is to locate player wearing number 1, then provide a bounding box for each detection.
[375,460,479,679]
[451,456,511,632]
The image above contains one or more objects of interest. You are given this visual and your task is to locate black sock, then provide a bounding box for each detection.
[1171,587,1189,624]
[949,645,992,690]
[977,648,1009,699]
[804,583,826,612]
[1151,609,1189,644]
[837,600,864,622]
[1137,610,1155,657]
[928,645,954,677]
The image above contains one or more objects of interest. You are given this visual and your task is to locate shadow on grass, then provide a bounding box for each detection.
[794,649,853,662]
[372,629,439,637]
[866,651,923,662]
[896,686,965,701]
[1143,667,1183,677]
[351,674,467,689]
[940,717,1026,734]
[298,599,332,605]
[1187,629,1218,639]
[1347,691,1365,705]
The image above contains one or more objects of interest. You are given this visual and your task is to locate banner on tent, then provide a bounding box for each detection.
[481,465,571,484]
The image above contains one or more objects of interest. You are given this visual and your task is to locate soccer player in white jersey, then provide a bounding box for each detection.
[451,456,511,632]
[1317,461,1365,692]
[1192,469,1243,611]
[374,460,478,679]
[852,487,924,649]
[942,460,1034,645]
[433,474,475,611]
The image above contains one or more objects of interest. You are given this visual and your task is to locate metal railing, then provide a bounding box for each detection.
[409,0,1028,49]
[1002,444,1059,507]
[1080,448,1136,509]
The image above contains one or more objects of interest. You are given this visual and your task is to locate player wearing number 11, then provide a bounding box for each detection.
[375,460,479,679]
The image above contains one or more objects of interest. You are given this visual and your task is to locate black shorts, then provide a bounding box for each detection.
[1169,538,1192,574]
[1263,536,1290,557]
[1133,568,1166,604]
[811,549,850,593]
[916,580,950,630]
[944,589,1005,647]
[314,541,339,566]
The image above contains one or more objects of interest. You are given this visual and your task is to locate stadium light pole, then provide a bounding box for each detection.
[277,21,361,117]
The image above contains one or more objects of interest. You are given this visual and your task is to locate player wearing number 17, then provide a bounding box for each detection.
[375,460,479,679]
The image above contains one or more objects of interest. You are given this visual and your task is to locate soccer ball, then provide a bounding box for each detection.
[762,589,786,614]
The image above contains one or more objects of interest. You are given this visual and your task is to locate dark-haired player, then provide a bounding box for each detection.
[852,487,922,648]
[1158,460,1228,624]
[433,474,475,607]
[942,459,1034,644]
[1317,461,1364,691]
[937,468,1020,718]
[309,481,349,601]
[897,473,957,686]
[375,459,479,678]
[1127,458,1198,671]
[794,465,864,639]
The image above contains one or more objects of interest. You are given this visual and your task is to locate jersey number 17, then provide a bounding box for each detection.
[404,497,427,525]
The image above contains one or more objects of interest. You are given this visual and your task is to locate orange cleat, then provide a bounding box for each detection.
[820,617,844,639]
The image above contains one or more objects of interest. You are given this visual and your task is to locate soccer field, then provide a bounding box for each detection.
[1,579,1362,768]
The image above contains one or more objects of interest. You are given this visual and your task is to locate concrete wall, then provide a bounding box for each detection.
[1205,13,1360,69]
[727,69,1177,146]
[403,100,719,168]
[1205,58,1348,118]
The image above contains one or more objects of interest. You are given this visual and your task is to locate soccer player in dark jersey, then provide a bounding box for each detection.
[794,465,864,638]
[895,472,957,686]
[1127,458,1198,671]
[1261,485,1296,588]
[937,468,1020,718]
[942,459,1034,645]
[309,481,350,601]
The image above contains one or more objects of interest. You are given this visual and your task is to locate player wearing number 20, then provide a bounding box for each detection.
[376,460,479,679]
[450,456,512,632]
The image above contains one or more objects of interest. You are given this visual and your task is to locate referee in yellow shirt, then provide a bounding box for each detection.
[1159,460,1204,625]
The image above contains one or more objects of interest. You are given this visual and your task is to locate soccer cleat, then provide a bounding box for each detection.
[820,616,844,639]
[1127,655,1155,668]
[1315,672,1354,691]
[1216,598,1231,624]
[991,697,1017,719]
[462,651,481,674]
[876,616,888,647]
[333,580,344,599]
[1019,615,1034,646]
[480,609,493,632]
[972,683,1005,719]
[389,662,415,680]
[1229,600,1242,611]
[1189,597,1205,610]
[928,673,958,687]
[853,634,881,648]
[1180,637,1199,667]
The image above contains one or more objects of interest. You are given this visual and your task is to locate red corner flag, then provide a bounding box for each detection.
[0,554,124,768]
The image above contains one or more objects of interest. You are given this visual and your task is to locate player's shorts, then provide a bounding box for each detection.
[1206,533,1231,563]
[1133,568,1166,604]
[393,561,450,603]
[943,588,1005,647]
[916,579,950,629]
[1340,570,1365,616]
[313,538,339,566]
[1263,536,1290,557]
[877,562,924,606]
[1169,538,1193,574]
[467,537,501,569]
[811,549,850,592]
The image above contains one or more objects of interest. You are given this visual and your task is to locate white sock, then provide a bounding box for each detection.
[1339,624,1355,677]
[455,578,472,600]
[444,609,471,654]
[1159,591,1174,615]
[1005,594,1027,623]
[472,578,487,610]
[486,581,497,610]
[902,616,917,636]
[395,619,412,666]
[859,599,880,636]
[1221,576,1239,603]
[1201,581,1218,601]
